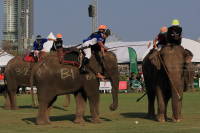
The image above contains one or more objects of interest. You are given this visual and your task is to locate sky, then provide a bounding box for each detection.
[1,0,200,46]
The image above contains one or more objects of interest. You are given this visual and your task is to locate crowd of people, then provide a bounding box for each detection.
[129,71,144,92]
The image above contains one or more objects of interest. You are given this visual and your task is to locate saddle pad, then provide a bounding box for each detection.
[22,52,35,62]
[63,48,80,63]
[22,52,42,62]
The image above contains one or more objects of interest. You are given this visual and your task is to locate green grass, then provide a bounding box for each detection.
[0,92,200,133]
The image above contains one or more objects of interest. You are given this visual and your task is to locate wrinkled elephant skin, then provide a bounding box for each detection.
[142,46,193,122]
[30,52,119,125]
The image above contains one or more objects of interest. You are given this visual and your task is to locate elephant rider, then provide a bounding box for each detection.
[31,35,56,62]
[153,27,169,50]
[50,34,63,53]
[80,29,111,75]
[167,19,182,46]
[89,25,109,51]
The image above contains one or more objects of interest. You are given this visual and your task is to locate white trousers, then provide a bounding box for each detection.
[31,49,47,56]
[82,43,92,59]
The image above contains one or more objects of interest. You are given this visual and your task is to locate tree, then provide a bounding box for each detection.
[1,41,19,56]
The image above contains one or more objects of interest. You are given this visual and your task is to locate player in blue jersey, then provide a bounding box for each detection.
[80,29,111,73]
[31,35,56,62]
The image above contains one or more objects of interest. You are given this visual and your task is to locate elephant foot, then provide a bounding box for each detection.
[157,118,165,122]
[11,106,19,110]
[91,117,102,123]
[4,104,11,110]
[32,103,37,107]
[156,114,165,122]
[36,119,51,125]
[46,118,51,124]
[63,104,70,107]
[172,115,183,122]
[74,117,85,124]
[172,118,183,122]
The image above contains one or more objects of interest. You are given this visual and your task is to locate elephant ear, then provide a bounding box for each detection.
[184,49,193,64]
[149,51,161,70]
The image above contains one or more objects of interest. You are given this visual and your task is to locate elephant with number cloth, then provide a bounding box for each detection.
[30,51,119,125]
[142,45,193,122]
[4,52,56,110]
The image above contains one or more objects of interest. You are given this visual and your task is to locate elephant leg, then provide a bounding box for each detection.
[146,81,156,118]
[147,91,156,118]
[4,92,11,110]
[156,85,165,122]
[9,88,19,110]
[74,90,87,124]
[164,89,171,121]
[45,96,58,124]
[171,99,183,122]
[171,87,183,122]
[191,82,195,92]
[36,102,49,125]
[87,91,101,123]
[63,94,70,107]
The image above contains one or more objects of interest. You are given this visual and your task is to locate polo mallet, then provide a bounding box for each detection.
[136,92,147,102]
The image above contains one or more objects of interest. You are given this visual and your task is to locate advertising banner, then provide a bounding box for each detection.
[119,81,127,89]
[128,47,138,75]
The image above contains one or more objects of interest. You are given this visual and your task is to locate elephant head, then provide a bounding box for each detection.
[89,51,119,111]
[149,46,193,71]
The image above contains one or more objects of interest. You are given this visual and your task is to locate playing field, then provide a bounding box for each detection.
[0,92,200,133]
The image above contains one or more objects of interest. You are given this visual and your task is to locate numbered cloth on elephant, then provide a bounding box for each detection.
[63,48,80,66]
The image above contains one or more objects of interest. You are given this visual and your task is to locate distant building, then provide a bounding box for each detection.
[3,0,34,51]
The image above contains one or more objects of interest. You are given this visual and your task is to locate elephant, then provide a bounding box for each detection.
[4,52,57,110]
[142,45,193,122]
[30,51,119,125]
[184,63,195,92]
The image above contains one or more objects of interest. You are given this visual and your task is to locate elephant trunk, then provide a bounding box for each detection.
[109,75,119,111]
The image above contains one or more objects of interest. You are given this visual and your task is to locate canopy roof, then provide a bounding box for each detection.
[106,38,200,63]
[0,51,14,67]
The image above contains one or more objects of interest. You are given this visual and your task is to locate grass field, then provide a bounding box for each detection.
[0,92,200,133]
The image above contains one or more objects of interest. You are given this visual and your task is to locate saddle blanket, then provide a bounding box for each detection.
[22,52,40,62]
[63,48,80,66]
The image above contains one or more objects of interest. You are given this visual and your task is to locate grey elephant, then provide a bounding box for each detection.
[142,45,193,122]
[184,63,195,92]
[30,51,119,125]
[4,52,56,110]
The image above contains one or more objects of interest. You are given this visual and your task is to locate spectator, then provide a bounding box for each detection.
[129,72,136,88]
[0,72,4,80]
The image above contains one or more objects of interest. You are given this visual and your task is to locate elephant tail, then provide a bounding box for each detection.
[30,63,38,107]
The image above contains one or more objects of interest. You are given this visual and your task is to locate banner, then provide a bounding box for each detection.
[118,81,127,89]
[128,47,138,75]
[99,81,112,90]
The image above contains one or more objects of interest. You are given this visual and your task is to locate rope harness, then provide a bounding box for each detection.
[157,52,182,100]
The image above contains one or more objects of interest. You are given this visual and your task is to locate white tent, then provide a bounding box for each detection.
[106,41,151,63]
[43,32,56,52]
[106,38,200,63]
[0,51,14,67]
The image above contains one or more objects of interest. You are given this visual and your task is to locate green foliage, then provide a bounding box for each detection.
[119,75,127,81]
[0,93,200,133]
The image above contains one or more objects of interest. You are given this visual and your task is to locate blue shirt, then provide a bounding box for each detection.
[83,34,104,46]
[32,38,48,50]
